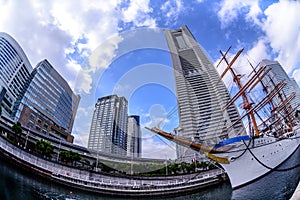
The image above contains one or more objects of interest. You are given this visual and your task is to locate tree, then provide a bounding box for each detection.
[81,158,91,169]
[12,122,22,143]
[168,163,179,174]
[59,150,82,166]
[59,150,71,164]
[36,139,54,159]
[70,151,81,166]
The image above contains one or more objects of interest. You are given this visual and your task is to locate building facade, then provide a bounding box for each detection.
[127,115,141,158]
[164,26,244,161]
[290,78,300,109]
[13,59,80,142]
[88,95,128,156]
[261,59,300,111]
[0,32,33,117]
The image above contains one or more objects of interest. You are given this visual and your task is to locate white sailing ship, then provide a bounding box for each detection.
[147,47,300,189]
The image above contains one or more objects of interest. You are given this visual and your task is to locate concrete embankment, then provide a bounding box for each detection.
[0,135,227,197]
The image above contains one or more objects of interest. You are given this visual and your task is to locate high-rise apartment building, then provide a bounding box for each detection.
[260,59,300,110]
[13,59,80,142]
[0,32,33,117]
[88,95,128,156]
[164,26,244,161]
[127,115,141,158]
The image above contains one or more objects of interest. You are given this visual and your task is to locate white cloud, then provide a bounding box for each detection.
[160,0,184,25]
[72,105,95,146]
[141,136,176,159]
[214,39,269,88]
[0,0,123,92]
[75,69,93,94]
[246,0,262,26]
[234,38,270,77]
[217,0,261,28]
[292,70,300,86]
[88,34,123,71]
[77,106,92,118]
[0,1,166,143]
[122,0,156,28]
[74,133,90,147]
[262,0,300,74]
[140,104,172,142]
[217,0,300,77]
[65,59,82,89]
[246,39,269,63]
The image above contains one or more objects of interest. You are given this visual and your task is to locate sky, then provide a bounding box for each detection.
[0,0,300,159]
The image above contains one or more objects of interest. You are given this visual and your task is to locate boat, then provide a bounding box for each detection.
[146,47,300,189]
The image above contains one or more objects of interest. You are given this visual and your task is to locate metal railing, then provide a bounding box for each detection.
[0,135,224,192]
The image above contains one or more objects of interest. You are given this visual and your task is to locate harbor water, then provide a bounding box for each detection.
[0,147,299,200]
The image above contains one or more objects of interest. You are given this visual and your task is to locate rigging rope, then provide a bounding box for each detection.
[230,139,252,161]
[154,135,176,151]
[242,139,300,171]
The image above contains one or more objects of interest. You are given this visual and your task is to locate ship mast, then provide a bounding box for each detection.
[268,76,294,128]
[217,48,259,137]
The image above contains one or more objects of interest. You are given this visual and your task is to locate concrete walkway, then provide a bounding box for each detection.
[291,181,300,200]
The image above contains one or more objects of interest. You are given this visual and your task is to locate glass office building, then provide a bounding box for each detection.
[14,59,80,142]
[164,26,244,161]
[290,78,300,109]
[88,95,128,156]
[0,32,33,117]
[127,115,141,158]
[261,59,300,111]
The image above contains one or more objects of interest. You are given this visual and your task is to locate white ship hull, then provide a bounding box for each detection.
[216,130,300,189]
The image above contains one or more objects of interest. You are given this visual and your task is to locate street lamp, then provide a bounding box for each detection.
[24,128,30,149]
[57,138,61,162]
[165,154,168,176]
[96,137,100,172]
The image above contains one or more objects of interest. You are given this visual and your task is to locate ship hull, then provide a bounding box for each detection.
[216,133,300,189]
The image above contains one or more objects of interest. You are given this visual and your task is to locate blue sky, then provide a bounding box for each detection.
[0,0,299,159]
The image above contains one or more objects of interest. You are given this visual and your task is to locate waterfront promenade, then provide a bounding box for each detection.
[0,133,225,196]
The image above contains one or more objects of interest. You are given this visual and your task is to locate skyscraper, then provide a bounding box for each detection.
[260,59,300,110]
[127,115,142,158]
[164,26,244,161]
[14,59,80,142]
[88,95,128,156]
[290,78,300,108]
[0,32,33,117]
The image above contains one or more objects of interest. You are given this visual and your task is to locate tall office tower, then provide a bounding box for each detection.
[0,32,33,117]
[88,95,128,156]
[164,26,244,161]
[14,59,80,142]
[127,115,142,158]
[260,59,300,110]
[290,78,300,108]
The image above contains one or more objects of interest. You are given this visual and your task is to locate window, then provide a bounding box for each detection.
[28,121,34,127]
[35,125,41,131]
[175,35,187,49]
[30,113,35,120]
